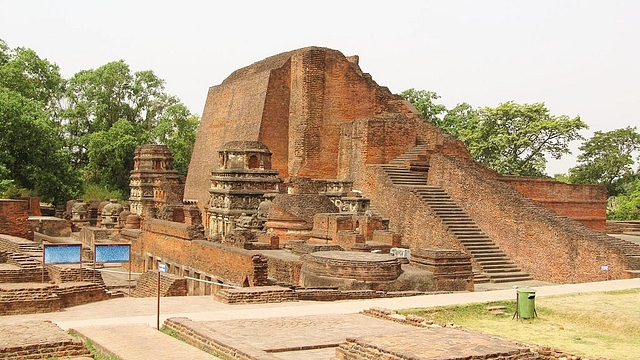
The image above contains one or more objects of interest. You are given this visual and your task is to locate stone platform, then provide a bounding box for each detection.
[0,320,92,359]
[164,313,537,360]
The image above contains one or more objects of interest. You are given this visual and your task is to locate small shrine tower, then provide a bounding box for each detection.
[129,145,185,217]
[208,141,281,238]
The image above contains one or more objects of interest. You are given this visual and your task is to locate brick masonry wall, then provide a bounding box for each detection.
[184,53,282,212]
[358,164,463,251]
[28,216,72,237]
[0,199,33,240]
[0,268,49,283]
[132,219,267,286]
[132,270,188,297]
[499,176,607,231]
[427,154,631,283]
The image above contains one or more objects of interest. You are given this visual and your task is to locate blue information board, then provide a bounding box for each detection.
[94,243,131,263]
[43,243,82,264]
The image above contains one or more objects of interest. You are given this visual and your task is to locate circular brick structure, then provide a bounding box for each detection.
[300,251,402,282]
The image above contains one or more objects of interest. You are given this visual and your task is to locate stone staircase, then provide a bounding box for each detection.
[379,147,533,284]
[412,185,532,283]
[8,243,43,269]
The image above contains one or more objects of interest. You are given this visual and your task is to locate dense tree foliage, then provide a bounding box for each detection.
[61,60,181,168]
[608,179,640,220]
[568,127,640,196]
[0,40,81,203]
[0,39,199,203]
[401,89,587,176]
[150,103,199,175]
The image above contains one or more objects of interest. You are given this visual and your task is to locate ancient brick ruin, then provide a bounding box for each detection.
[163,46,638,288]
[2,47,639,308]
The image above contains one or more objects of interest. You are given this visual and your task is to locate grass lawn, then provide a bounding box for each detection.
[400,288,640,360]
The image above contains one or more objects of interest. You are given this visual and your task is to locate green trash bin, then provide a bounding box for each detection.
[516,288,536,319]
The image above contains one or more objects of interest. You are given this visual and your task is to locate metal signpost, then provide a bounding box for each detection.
[157,263,167,330]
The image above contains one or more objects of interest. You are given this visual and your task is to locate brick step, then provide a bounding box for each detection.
[490,273,534,283]
[471,252,511,259]
[464,245,501,251]
[474,273,491,283]
[478,259,516,266]
[484,267,523,273]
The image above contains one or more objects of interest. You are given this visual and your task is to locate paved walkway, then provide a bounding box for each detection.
[0,278,638,359]
[72,324,216,359]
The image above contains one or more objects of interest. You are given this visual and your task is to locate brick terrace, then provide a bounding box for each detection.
[164,313,540,360]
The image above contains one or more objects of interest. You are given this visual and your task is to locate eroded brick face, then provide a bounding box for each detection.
[0,200,33,240]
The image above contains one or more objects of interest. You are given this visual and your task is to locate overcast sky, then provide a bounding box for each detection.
[1,1,638,175]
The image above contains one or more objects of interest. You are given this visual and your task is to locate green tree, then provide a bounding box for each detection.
[568,127,640,196]
[400,88,447,126]
[150,103,199,175]
[61,60,179,167]
[0,39,81,203]
[401,88,587,177]
[440,102,480,139]
[0,39,65,110]
[0,87,81,203]
[85,119,148,196]
[466,102,587,176]
[608,179,640,220]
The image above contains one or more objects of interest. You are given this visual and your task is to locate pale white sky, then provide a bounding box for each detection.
[1,1,638,175]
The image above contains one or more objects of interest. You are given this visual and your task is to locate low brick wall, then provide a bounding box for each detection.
[0,199,33,240]
[132,218,268,286]
[214,286,298,304]
[0,321,91,360]
[132,270,187,297]
[0,284,61,315]
[0,267,49,283]
[46,265,105,285]
[56,282,113,307]
[28,216,72,237]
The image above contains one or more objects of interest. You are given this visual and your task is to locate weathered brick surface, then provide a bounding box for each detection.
[359,165,463,251]
[131,218,268,286]
[214,285,298,304]
[185,47,432,216]
[0,321,91,360]
[500,175,607,231]
[27,216,72,237]
[0,199,33,240]
[132,270,187,297]
[0,266,49,283]
[428,154,634,283]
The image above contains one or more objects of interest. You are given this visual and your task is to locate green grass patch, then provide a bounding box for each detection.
[82,339,121,360]
[400,288,640,360]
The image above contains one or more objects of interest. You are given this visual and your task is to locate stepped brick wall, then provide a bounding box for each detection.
[0,266,49,283]
[0,284,62,315]
[360,165,463,251]
[185,47,427,216]
[55,282,113,307]
[0,199,33,240]
[45,265,105,285]
[0,321,91,360]
[499,176,607,231]
[427,154,631,283]
[132,218,268,286]
[132,270,187,297]
[0,234,36,252]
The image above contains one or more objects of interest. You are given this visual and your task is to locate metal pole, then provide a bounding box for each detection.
[156,269,160,330]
